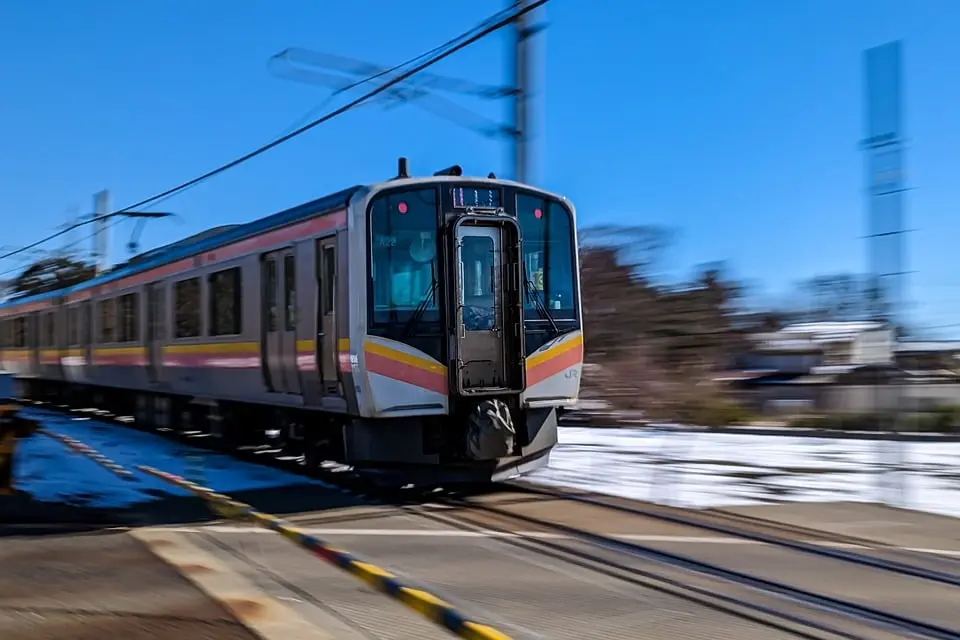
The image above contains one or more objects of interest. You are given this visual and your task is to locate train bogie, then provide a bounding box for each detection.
[0,162,583,482]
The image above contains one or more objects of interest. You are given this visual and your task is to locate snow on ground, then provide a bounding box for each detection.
[15,409,326,509]
[14,406,960,519]
[527,427,960,518]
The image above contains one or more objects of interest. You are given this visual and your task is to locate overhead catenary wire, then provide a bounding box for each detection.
[0,0,547,268]
[0,188,184,280]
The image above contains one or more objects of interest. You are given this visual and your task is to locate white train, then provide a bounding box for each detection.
[0,159,584,481]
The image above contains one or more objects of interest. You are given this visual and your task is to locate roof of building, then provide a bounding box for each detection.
[896,341,960,353]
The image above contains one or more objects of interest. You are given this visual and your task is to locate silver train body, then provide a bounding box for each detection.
[0,164,584,481]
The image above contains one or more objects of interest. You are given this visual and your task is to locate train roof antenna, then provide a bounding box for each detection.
[397,157,410,179]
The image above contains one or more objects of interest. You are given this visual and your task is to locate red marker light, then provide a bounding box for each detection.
[534,208,543,219]
[398,202,408,214]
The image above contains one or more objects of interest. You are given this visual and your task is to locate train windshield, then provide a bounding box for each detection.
[517,194,577,323]
[368,187,440,330]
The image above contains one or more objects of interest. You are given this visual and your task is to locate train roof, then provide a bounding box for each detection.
[0,185,363,311]
[0,170,574,313]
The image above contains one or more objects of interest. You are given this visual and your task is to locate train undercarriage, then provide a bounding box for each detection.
[16,378,557,485]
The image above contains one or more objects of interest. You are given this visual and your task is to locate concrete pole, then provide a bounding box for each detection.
[510,0,534,184]
[92,190,110,274]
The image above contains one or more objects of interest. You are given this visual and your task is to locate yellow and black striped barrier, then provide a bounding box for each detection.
[138,465,512,640]
[0,403,37,495]
[39,428,135,481]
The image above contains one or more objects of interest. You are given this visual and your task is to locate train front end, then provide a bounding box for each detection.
[347,163,583,481]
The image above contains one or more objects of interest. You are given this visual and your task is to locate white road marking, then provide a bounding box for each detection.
[157,525,960,556]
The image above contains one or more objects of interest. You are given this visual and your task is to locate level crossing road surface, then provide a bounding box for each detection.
[5,408,960,638]
[0,529,262,640]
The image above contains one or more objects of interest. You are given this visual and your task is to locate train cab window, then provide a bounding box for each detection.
[98,299,116,343]
[517,194,578,322]
[174,277,201,339]
[118,293,139,342]
[209,267,242,336]
[368,187,439,328]
[283,255,296,331]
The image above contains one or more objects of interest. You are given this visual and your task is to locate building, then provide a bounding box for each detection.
[730,321,960,414]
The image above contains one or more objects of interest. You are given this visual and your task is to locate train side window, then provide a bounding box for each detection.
[322,246,336,315]
[82,301,92,346]
[149,284,166,341]
[174,277,201,339]
[98,299,116,343]
[68,306,79,346]
[209,267,242,336]
[13,317,25,348]
[42,312,55,347]
[118,293,139,342]
[283,255,296,331]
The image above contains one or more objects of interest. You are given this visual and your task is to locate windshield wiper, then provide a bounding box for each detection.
[524,277,560,337]
[402,265,438,339]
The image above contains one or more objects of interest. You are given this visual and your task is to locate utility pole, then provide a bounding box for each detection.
[269,1,547,184]
[89,189,173,274]
[92,190,110,274]
[510,0,535,184]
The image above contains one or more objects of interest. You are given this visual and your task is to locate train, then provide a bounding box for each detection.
[0,159,584,482]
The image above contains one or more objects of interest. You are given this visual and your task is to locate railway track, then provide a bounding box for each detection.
[507,482,960,585]
[407,491,960,639]
[22,399,960,639]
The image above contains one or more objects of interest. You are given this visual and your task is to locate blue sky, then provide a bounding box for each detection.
[2,0,960,333]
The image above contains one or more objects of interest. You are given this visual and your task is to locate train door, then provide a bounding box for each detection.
[261,249,301,394]
[453,225,507,392]
[145,282,164,383]
[316,237,339,394]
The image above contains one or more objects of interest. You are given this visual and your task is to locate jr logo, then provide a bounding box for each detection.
[564,368,579,380]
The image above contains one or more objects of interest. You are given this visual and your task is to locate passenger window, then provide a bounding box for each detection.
[174,278,201,338]
[98,299,116,343]
[118,293,139,342]
[150,285,166,341]
[209,267,242,336]
[42,312,55,347]
[68,307,80,346]
[82,302,92,346]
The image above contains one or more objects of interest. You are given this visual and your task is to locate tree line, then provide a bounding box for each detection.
[576,224,897,422]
